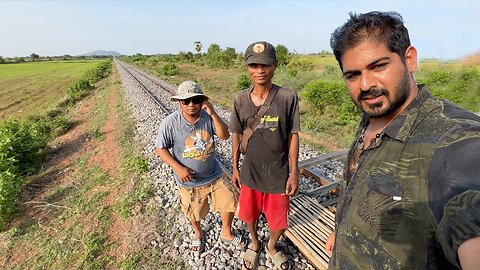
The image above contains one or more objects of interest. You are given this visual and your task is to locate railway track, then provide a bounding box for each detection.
[115,59,345,269]
[116,60,236,176]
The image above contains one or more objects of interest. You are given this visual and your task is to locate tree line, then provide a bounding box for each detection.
[0,53,113,64]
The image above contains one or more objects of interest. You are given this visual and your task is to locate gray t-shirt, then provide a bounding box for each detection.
[230,84,300,194]
[156,110,223,188]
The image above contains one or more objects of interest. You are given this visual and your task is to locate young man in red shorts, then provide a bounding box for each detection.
[230,41,300,270]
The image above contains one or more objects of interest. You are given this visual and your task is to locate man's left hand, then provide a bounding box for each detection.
[202,101,215,116]
[284,174,299,196]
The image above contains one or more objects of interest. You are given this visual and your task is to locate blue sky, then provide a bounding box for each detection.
[1,0,479,60]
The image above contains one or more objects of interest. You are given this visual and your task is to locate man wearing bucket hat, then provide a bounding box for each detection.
[156,81,246,253]
[230,42,300,270]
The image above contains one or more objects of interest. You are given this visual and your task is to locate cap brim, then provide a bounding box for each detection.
[171,93,208,101]
[245,56,276,65]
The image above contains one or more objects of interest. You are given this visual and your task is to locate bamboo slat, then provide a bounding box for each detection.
[285,194,336,270]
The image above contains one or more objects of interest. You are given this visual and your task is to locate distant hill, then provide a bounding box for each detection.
[81,50,121,57]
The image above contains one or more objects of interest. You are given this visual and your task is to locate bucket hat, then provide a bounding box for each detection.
[171,81,209,101]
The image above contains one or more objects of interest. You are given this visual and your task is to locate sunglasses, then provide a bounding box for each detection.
[180,96,204,105]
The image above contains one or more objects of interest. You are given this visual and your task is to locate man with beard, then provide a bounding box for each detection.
[325,11,480,269]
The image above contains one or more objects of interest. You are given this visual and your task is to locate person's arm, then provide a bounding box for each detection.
[458,236,480,270]
[429,135,480,267]
[202,100,229,140]
[231,132,242,189]
[156,147,194,182]
[284,132,299,195]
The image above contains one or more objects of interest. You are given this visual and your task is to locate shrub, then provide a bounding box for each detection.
[206,52,233,69]
[0,119,50,175]
[337,98,360,126]
[274,68,318,92]
[421,67,480,112]
[303,80,346,109]
[460,68,479,81]
[224,47,237,61]
[160,62,180,76]
[323,65,341,79]
[0,171,18,228]
[68,60,112,100]
[178,51,194,63]
[69,78,92,95]
[132,56,147,64]
[286,60,314,77]
[423,70,452,86]
[207,44,221,54]
[0,119,50,228]
[302,79,360,127]
[148,58,159,66]
[205,44,237,69]
[275,44,290,66]
[236,73,251,91]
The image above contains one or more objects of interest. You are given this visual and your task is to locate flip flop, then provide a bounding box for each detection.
[191,238,205,253]
[266,246,292,270]
[242,242,262,270]
[221,234,247,248]
[191,230,206,253]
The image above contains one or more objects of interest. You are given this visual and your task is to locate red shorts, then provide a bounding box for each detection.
[238,185,290,231]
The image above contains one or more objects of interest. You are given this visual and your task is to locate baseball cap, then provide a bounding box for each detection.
[171,81,209,101]
[245,41,277,65]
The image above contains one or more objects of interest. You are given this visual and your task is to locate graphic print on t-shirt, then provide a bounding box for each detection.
[182,129,214,160]
[260,114,279,132]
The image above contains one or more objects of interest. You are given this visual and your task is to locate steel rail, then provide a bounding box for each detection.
[116,61,171,113]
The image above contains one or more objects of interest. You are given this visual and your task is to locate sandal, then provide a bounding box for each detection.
[191,230,206,253]
[266,246,292,270]
[191,238,205,253]
[242,242,262,270]
[221,234,247,248]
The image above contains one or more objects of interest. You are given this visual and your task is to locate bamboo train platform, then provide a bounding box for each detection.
[286,195,336,269]
[284,151,346,269]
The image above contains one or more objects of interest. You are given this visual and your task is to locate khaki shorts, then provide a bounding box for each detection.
[178,174,239,221]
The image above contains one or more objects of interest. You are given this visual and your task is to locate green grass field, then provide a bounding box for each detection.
[0,60,103,121]
[298,54,339,66]
[418,59,463,71]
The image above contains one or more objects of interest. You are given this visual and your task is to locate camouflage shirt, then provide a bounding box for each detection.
[330,85,480,269]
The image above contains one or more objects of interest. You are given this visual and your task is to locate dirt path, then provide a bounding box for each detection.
[90,74,135,264]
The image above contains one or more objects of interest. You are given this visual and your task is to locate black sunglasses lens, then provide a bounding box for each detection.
[181,97,203,105]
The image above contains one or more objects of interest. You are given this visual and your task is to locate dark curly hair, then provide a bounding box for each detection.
[330,11,411,70]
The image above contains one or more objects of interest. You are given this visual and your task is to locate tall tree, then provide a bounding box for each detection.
[207,43,221,54]
[30,53,40,62]
[194,41,202,53]
[275,44,289,66]
[0,56,4,63]
[224,47,237,61]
